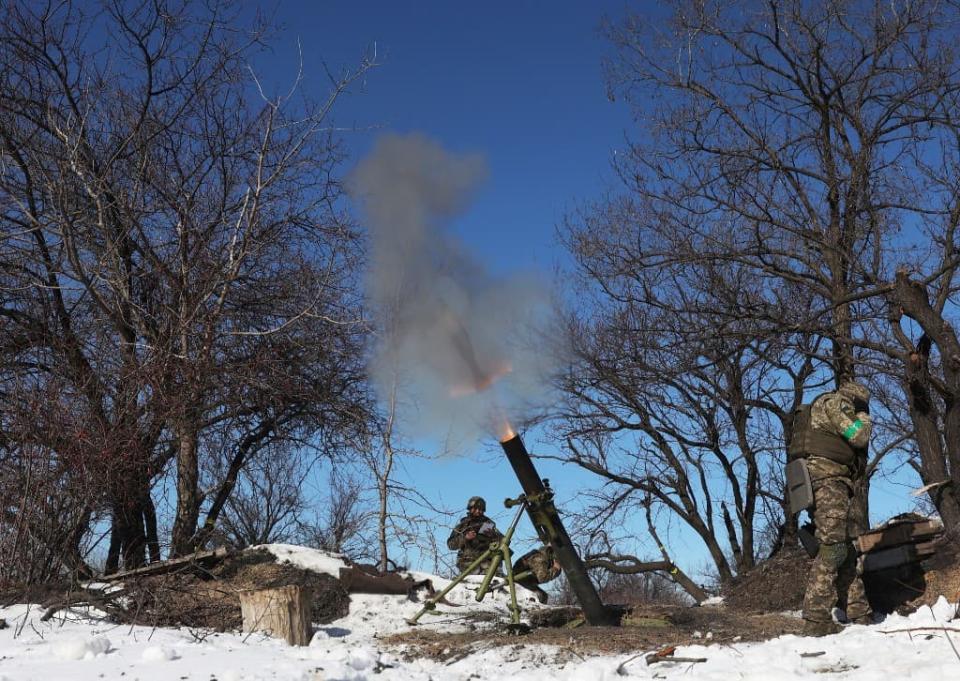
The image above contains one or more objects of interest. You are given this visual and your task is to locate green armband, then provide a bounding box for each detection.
[843,419,863,441]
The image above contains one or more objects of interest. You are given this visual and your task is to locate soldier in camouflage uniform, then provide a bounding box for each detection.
[512,545,562,604]
[447,496,503,574]
[801,381,873,636]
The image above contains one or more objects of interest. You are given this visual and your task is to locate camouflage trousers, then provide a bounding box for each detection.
[512,547,561,584]
[456,550,502,576]
[802,473,871,624]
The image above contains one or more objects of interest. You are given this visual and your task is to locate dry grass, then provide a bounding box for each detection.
[724,545,812,614]
[117,549,350,630]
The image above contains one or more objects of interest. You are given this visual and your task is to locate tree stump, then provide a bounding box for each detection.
[239,585,312,646]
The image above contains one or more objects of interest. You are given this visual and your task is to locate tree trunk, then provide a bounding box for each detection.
[905,351,960,530]
[171,421,201,557]
[143,488,161,564]
[106,490,147,573]
[105,514,121,575]
[376,440,394,574]
[891,271,960,535]
[239,586,312,646]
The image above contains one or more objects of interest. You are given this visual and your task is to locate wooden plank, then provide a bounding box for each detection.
[100,547,231,582]
[857,524,913,553]
[863,544,918,573]
[856,520,943,554]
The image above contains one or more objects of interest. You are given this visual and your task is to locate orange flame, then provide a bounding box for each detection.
[447,361,513,397]
[496,418,516,443]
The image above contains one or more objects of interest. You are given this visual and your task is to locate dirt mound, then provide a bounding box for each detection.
[387,604,804,661]
[904,530,960,612]
[724,533,960,616]
[119,548,350,631]
[723,545,812,613]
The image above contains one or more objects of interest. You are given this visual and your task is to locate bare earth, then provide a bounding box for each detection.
[384,605,805,661]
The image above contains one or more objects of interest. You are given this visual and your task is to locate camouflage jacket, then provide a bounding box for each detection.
[810,392,872,449]
[446,514,502,554]
[807,391,871,479]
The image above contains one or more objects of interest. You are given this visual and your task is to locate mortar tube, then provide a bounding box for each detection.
[499,434,619,626]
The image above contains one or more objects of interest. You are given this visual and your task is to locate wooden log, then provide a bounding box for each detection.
[100,547,231,582]
[338,566,435,596]
[40,587,129,622]
[239,586,312,646]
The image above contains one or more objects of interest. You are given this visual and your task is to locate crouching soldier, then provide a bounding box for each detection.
[512,545,561,604]
[794,380,874,636]
[447,496,503,574]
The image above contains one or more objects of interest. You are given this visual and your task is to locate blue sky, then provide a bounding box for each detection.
[250,0,643,568]
[259,1,635,271]
[250,1,923,578]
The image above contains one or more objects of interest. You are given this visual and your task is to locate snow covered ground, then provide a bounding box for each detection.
[1,545,958,680]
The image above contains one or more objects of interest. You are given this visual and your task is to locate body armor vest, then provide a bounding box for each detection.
[787,395,856,465]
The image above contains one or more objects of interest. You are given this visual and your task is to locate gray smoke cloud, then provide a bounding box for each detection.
[351,133,560,447]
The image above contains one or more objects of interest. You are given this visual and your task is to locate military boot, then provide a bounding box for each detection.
[802,619,843,637]
[844,603,873,626]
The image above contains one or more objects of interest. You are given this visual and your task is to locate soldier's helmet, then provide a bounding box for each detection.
[838,381,870,403]
[467,496,486,512]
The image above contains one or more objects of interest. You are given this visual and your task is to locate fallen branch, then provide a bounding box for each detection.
[584,551,708,604]
[616,651,646,675]
[40,587,128,622]
[100,547,231,582]
[880,627,960,634]
[646,654,707,665]
[632,645,708,668]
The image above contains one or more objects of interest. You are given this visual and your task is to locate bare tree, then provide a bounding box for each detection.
[357,335,444,572]
[551,222,820,587]
[601,0,951,377]
[888,270,960,531]
[212,446,310,549]
[555,0,960,583]
[298,470,368,556]
[0,0,374,575]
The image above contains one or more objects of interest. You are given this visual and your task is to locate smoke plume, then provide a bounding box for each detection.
[351,133,560,446]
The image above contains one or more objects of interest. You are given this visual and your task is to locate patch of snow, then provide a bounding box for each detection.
[141,644,179,661]
[52,635,110,660]
[700,595,725,606]
[255,543,350,577]
[1,545,958,681]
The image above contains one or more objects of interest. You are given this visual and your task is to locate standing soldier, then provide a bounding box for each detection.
[797,380,874,636]
[447,496,503,574]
